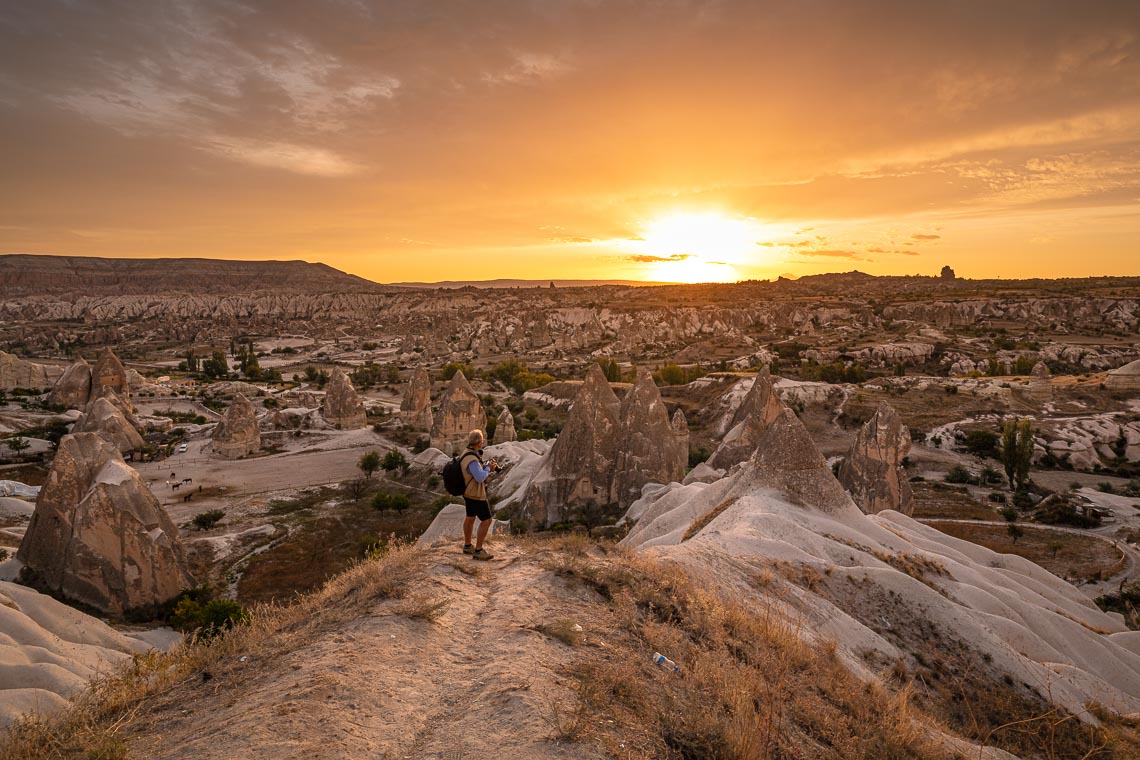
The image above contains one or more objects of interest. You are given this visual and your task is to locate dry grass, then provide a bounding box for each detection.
[0,541,427,760]
[544,547,948,759]
[911,482,1000,520]
[394,593,450,622]
[682,497,737,541]
[926,521,1125,581]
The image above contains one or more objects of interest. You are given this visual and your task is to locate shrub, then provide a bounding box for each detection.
[945,465,973,484]
[372,492,411,512]
[961,429,1000,459]
[168,595,248,638]
[191,509,225,531]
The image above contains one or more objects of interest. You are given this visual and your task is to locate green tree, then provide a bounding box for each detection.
[358,450,382,480]
[1006,523,1024,544]
[1001,417,1034,491]
[5,436,30,456]
[184,348,199,373]
[202,350,230,380]
[596,358,621,382]
[372,492,410,512]
[382,449,408,474]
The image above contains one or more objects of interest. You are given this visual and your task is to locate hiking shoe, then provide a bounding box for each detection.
[463,544,475,555]
[472,548,494,561]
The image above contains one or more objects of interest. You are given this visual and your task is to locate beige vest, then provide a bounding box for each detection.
[460,449,487,501]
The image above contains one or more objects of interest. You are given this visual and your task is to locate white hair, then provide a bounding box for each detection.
[467,429,485,448]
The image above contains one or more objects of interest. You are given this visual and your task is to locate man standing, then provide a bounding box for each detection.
[461,429,499,560]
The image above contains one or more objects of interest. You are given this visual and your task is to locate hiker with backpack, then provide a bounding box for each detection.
[443,429,500,560]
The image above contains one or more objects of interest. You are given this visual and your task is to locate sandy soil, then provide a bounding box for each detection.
[125,543,606,760]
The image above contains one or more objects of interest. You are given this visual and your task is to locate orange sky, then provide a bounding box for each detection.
[2,1,1139,283]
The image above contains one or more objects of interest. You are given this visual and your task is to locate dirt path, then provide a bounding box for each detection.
[128,545,605,760]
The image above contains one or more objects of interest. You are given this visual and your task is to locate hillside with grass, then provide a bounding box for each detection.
[4,536,1140,759]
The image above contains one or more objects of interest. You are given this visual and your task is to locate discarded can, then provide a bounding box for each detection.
[652,652,680,672]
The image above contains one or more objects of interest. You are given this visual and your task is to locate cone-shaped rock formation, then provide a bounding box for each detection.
[613,368,686,507]
[493,406,517,444]
[90,348,130,401]
[523,364,621,526]
[400,366,433,430]
[72,397,145,453]
[211,394,261,459]
[429,370,486,454]
[707,368,783,471]
[321,369,367,429]
[17,433,192,616]
[837,401,913,516]
[47,357,93,409]
[1028,361,1053,403]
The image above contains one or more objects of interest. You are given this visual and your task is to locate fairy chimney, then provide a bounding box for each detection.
[837,401,914,516]
[17,433,192,616]
[322,369,367,429]
[400,366,434,430]
[429,370,486,455]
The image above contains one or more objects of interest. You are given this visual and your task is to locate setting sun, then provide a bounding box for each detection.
[631,211,776,283]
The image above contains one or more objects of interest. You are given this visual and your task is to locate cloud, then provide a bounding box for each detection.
[628,253,692,263]
[795,249,863,259]
[205,138,360,176]
[912,233,941,240]
[483,52,574,85]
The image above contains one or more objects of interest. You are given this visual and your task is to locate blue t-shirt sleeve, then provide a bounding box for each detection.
[467,459,490,483]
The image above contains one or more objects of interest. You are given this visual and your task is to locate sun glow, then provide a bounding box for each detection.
[633,211,775,283]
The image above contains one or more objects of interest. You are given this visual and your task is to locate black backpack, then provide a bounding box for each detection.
[441,453,472,496]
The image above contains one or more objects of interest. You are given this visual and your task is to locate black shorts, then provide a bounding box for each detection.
[464,497,492,522]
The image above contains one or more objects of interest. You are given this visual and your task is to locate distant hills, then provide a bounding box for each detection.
[0,254,391,297]
[388,278,672,289]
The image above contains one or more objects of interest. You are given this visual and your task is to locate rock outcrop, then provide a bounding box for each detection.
[211,394,261,459]
[1105,359,1140,394]
[47,357,93,409]
[400,366,433,430]
[707,368,784,471]
[837,401,913,516]
[613,368,686,508]
[1028,361,1053,403]
[672,408,690,465]
[493,406,517,444]
[90,348,130,401]
[523,364,621,526]
[0,351,59,391]
[72,397,145,453]
[321,369,367,429]
[429,370,486,454]
[17,433,192,616]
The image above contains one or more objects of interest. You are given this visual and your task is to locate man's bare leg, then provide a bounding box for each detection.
[475,518,492,549]
[463,515,476,546]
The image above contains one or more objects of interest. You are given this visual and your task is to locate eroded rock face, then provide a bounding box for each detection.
[72,397,145,453]
[0,351,59,391]
[90,348,129,401]
[211,394,261,459]
[400,366,433,430]
[524,364,621,526]
[47,358,93,409]
[429,370,486,454]
[613,368,687,508]
[321,369,367,429]
[1028,361,1053,403]
[708,368,784,471]
[493,406,517,444]
[837,401,913,516]
[16,433,192,616]
[1105,359,1140,394]
[733,408,858,513]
